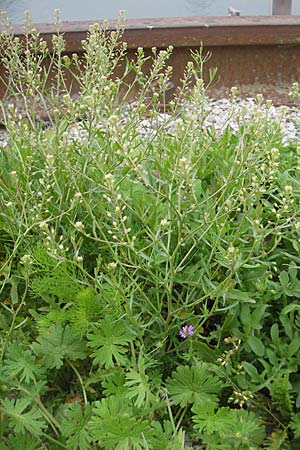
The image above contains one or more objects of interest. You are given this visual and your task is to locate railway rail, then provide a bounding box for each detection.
[1,15,300,104]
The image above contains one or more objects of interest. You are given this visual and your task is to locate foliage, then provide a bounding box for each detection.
[192,400,265,449]
[32,324,87,369]
[0,11,300,449]
[166,363,222,407]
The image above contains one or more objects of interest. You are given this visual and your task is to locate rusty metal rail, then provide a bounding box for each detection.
[1,16,300,104]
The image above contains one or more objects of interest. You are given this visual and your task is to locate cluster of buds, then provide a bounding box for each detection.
[217,336,241,367]
[228,389,254,408]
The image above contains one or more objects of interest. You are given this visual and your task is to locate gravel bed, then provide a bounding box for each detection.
[1,98,300,147]
[134,98,300,145]
[203,98,300,145]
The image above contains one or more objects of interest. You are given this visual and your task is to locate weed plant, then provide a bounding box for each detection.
[0,13,300,450]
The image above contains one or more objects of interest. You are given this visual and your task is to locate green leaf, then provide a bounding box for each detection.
[264,429,287,449]
[280,313,294,340]
[29,245,78,303]
[2,398,46,437]
[225,288,256,303]
[166,363,223,407]
[124,350,156,408]
[240,304,251,326]
[0,434,42,450]
[279,271,289,289]
[61,403,93,450]
[251,303,269,329]
[287,336,300,357]
[32,324,87,369]
[242,361,262,383]
[192,401,232,434]
[87,318,135,369]
[125,369,153,408]
[147,421,174,450]
[247,335,265,356]
[290,413,300,439]
[102,369,127,396]
[270,323,280,347]
[191,341,221,363]
[270,374,293,417]
[282,304,300,314]
[8,275,19,304]
[69,287,100,336]
[192,406,265,448]
[88,396,150,450]
[4,342,45,383]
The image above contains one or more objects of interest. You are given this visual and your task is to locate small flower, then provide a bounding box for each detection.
[227,245,235,255]
[256,93,263,104]
[284,185,293,195]
[231,86,238,97]
[46,153,54,164]
[160,218,169,227]
[75,221,85,232]
[20,254,32,266]
[104,173,114,185]
[179,325,194,339]
[39,221,48,230]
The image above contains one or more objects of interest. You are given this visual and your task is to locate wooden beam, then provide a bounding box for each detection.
[272,0,292,15]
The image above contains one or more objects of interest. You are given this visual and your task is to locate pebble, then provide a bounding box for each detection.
[1,98,300,147]
[136,98,300,146]
[202,98,300,145]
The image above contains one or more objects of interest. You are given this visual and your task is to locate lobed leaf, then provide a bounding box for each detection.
[166,363,223,407]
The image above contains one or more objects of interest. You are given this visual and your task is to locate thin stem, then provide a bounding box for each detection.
[41,432,70,449]
[67,360,88,406]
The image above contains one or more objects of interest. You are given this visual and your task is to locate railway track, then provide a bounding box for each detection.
[0,15,300,105]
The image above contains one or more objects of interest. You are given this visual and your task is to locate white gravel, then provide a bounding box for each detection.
[1,98,300,147]
[137,98,300,146]
[202,98,300,145]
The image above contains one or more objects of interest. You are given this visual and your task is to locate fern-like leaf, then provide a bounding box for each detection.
[270,374,293,417]
[69,288,101,335]
[166,363,222,407]
[30,244,78,303]
[290,413,300,439]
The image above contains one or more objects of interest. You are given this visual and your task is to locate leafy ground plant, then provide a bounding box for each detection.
[1,12,300,450]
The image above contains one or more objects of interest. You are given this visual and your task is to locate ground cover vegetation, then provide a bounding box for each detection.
[0,12,300,449]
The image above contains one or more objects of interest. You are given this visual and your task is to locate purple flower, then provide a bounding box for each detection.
[179,325,194,339]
